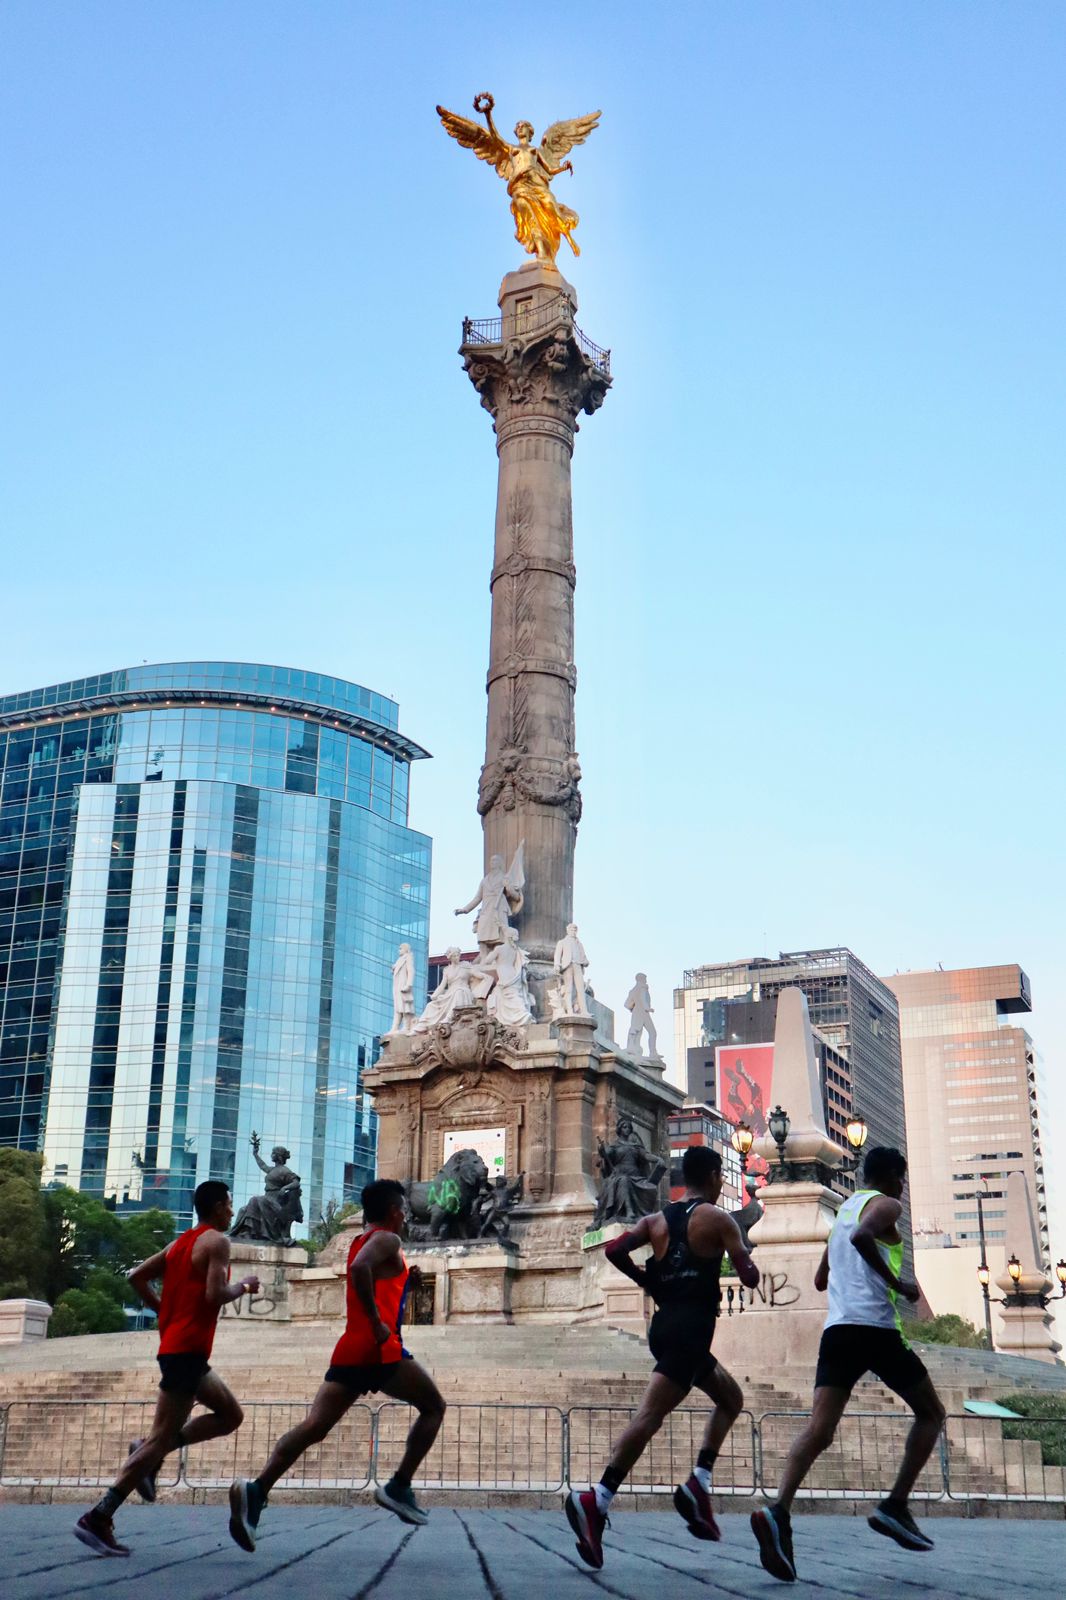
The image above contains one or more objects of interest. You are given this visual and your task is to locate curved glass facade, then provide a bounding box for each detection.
[0,663,431,1225]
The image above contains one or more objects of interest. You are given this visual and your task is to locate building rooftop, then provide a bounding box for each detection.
[0,661,430,762]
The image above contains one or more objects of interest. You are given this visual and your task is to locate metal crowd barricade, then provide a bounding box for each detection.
[181,1400,374,1490]
[565,1406,757,1495]
[0,1398,182,1490]
[1,1398,1063,1503]
[757,1410,948,1501]
[375,1401,565,1492]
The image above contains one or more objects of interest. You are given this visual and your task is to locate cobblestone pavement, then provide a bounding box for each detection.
[4,1505,1064,1599]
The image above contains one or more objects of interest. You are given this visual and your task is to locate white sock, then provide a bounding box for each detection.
[593,1482,615,1513]
[693,1465,712,1491]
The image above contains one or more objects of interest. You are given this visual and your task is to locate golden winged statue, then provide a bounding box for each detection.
[436,93,601,265]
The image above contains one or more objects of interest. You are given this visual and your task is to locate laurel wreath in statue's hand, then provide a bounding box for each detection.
[473,93,494,115]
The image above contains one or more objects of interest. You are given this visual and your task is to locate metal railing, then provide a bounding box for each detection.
[1,1400,1062,1503]
[461,296,611,376]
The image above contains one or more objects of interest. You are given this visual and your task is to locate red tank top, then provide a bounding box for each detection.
[157,1224,224,1357]
[330,1227,409,1367]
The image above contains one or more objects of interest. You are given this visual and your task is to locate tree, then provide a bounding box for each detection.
[116,1208,175,1273]
[909,1313,990,1349]
[49,1287,128,1338]
[0,1150,48,1299]
[40,1187,121,1305]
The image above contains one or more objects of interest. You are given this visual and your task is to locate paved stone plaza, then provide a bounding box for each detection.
[4,1505,1063,1599]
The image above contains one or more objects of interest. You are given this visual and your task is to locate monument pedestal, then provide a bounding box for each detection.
[364,1004,680,1327]
[581,1222,651,1336]
[995,1267,1061,1364]
[0,1298,52,1344]
[713,1179,842,1371]
[222,1241,307,1324]
[407,1242,519,1325]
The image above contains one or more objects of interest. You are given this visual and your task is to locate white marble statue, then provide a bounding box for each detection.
[481,927,535,1027]
[454,843,525,951]
[390,943,416,1033]
[413,947,479,1032]
[545,975,569,1021]
[553,922,589,1016]
[624,971,658,1058]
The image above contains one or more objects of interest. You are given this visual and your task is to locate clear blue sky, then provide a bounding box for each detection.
[3,3,1064,1275]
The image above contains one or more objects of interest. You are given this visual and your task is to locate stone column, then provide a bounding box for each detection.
[463,263,610,965]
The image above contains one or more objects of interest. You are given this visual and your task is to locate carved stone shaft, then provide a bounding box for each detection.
[463,262,610,962]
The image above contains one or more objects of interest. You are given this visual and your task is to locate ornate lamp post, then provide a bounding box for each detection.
[730,1121,754,1174]
[842,1111,868,1174]
[767,1105,790,1156]
[1056,1260,1066,1298]
[976,1252,1035,1352]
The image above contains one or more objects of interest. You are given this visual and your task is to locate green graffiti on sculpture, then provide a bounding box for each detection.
[426,1176,462,1214]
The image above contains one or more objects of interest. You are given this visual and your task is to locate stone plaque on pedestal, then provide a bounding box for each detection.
[221,1241,308,1323]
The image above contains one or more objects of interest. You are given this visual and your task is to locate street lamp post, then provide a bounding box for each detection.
[730,1121,754,1174]
[975,1188,995,1351]
[1056,1260,1066,1298]
[842,1111,868,1174]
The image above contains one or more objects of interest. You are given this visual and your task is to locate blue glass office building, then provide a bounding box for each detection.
[0,663,431,1225]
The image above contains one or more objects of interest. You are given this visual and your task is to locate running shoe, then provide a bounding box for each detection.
[564,1488,608,1570]
[74,1510,131,1558]
[673,1473,721,1540]
[228,1478,267,1552]
[750,1504,796,1582]
[128,1438,158,1503]
[374,1477,429,1526]
[868,1500,934,1552]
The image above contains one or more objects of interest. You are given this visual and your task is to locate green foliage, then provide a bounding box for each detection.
[0,1158,177,1335]
[40,1186,122,1303]
[910,1313,990,1349]
[49,1287,129,1338]
[997,1392,1066,1467]
[114,1208,175,1273]
[0,1150,48,1299]
[308,1198,359,1254]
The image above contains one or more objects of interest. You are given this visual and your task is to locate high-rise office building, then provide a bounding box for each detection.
[674,950,908,1230]
[883,965,1050,1269]
[0,662,431,1225]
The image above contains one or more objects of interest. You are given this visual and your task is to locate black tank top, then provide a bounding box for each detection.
[646,1199,723,1310]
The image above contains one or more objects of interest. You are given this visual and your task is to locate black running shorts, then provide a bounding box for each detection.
[815,1324,928,1397]
[157,1353,211,1394]
[647,1304,718,1391]
[324,1361,404,1395]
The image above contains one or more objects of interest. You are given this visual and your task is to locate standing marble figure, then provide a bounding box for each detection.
[625,973,658,1058]
[455,845,525,952]
[390,944,416,1033]
[481,926,535,1027]
[554,923,589,1016]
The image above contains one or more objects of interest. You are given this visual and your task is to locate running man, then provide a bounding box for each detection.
[75,1180,259,1557]
[564,1145,760,1568]
[751,1145,946,1582]
[228,1177,445,1551]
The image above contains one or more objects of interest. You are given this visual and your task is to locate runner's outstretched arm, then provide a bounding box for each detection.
[204,1232,260,1310]
[814,1245,829,1292]
[604,1216,652,1289]
[719,1214,760,1288]
[127,1248,169,1315]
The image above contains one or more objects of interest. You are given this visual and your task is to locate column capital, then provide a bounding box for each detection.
[460,307,611,428]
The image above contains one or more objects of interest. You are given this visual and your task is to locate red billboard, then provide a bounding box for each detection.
[716,1043,774,1181]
